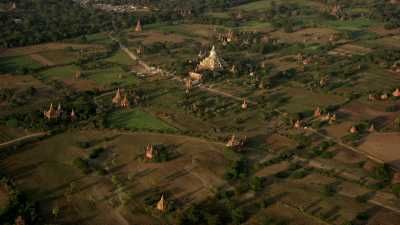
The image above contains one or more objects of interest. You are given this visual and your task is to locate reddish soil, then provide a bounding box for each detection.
[0,185,9,209]
[359,132,400,169]
[0,43,105,57]
[30,53,55,66]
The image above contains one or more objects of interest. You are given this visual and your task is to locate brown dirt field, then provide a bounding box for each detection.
[0,43,105,58]
[246,203,327,225]
[325,121,356,140]
[267,55,301,71]
[0,74,47,90]
[255,161,289,177]
[30,53,55,66]
[270,28,339,44]
[369,26,400,37]
[266,134,297,151]
[329,44,372,56]
[1,131,229,225]
[63,78,101,92]
[266,177,370,225]
[337,100,398,126]
[333,147,367,164]
[359,132,400,169]
[0,184,9,209]
[0,74,56,116]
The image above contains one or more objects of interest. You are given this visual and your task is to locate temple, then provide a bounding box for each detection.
[135,19,142,32]
[112,89,130,108]
[380,93,389,100]
[185,78,193,93]
[44,103,62,120]
[226,135,246,149]
[197,46,224,71]
[71,109,76,121]
[145,144,154,160]
[368,124,375,132]
[294,120,302,129]
[314,107,322,117]
[393,88,400,97]
[241,99,248,109]
[156,195,167,212]
[350,126,358,134]
[121,95,130,108]
[75,70,81,79]
[112,88,122,104]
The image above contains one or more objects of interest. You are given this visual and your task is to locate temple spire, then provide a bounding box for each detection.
[156,194,167,212]
[135,19,142,32]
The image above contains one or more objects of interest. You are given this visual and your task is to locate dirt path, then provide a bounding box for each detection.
[0,132,49,149]
[30,53,55,66]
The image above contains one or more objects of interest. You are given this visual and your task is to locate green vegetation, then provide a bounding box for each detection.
[39,65,79,80]
[0,56,42,73]
[107,109,176,132]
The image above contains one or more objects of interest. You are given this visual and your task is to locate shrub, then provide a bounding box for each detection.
[78,141,91,149]
[89,147,104,159]
[323,183,337,196]
[249,176,263,192]
[370,164,392,182]
[391,184,400,198]
[73,158,91,174]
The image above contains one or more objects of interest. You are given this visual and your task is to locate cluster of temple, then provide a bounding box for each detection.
[197,45,224,72]
[217,30,235,45]
[226,134,247,150]
[112,89,130,108]
[297,53,313,65]
[314,107,337,124]
[184,45,225,91]
[329,4,346,20]
[43,103,76,120]
[368,88,400,101]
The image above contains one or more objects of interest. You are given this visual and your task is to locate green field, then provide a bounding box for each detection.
[40,49,78,65]
[323,18,378,31]
[0,55,42,73]
[107,108,176,131]
[85,67,136,86]
[39,65,79,80]
[105,49,134,66]
[77,32,114,45]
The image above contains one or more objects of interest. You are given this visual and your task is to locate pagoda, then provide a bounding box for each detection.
[44,103,61,120]
[197,46,224,71]
[70,109,76,121]
[121,95,130,108]
[241,99,248,109]
[392,88,400,97]
[9,2,16,11]
[380,93,389,100]
[368,124,375,132]
[294,120,302,129]
[135,19,142,32]
[185,79,193,93]
[15,216,25,225]
[349,126,358,134]
[226,135,246,149]
[75,70,81,79]
[314,107,322,118]
[156,195,167,212]
[145,144,154,160]
[112,89,122,105]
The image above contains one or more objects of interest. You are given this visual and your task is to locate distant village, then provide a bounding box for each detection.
[74,0,153,13]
